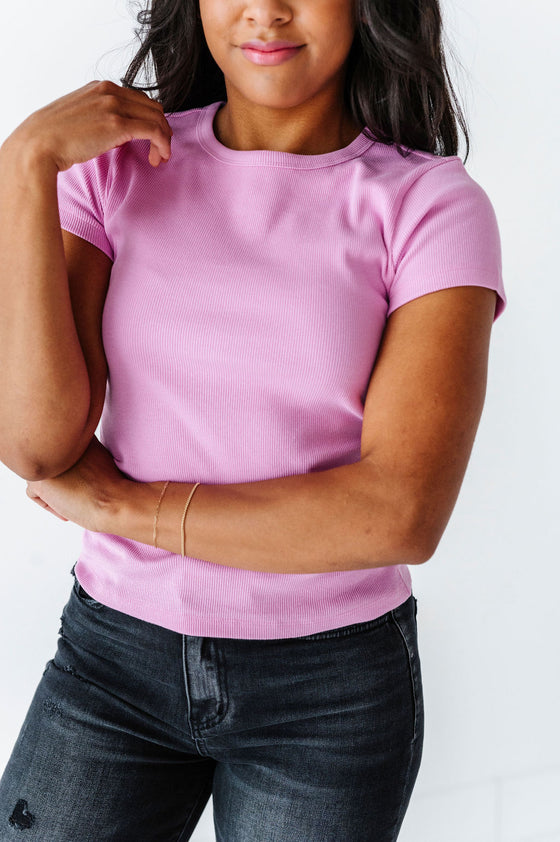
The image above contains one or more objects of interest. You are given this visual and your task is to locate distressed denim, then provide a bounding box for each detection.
[0,567,423,841]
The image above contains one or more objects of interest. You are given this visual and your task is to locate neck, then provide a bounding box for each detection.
[213,91,362,156]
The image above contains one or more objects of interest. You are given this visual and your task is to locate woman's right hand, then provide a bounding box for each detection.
[2,80,173,171]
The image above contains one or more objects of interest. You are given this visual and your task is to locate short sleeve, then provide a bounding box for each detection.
[56,153,114,261]
[387,158,506,321]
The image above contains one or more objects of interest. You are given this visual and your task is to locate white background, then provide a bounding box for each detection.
[0,1,558,840]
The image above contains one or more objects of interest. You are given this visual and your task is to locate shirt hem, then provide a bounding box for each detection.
[73,561,412,640]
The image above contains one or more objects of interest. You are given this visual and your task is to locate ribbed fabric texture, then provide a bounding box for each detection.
[56,101,506,639]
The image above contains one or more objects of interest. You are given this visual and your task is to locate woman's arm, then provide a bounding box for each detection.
[0,81,173,480]
[0,147,109,480]
[28,285,497,573]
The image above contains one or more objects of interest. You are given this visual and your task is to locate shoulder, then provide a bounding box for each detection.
[359,141,497,242]
[163,103,208,132]
[359,139,479,203]
[61,103,213,192]
[367,144,506,320]
[352,141,500,257]
[108,104,206,175]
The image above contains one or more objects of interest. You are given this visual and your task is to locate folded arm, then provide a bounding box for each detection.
[28,284,497,574]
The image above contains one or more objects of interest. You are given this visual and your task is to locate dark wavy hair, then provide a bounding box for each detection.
[120,0,469,160]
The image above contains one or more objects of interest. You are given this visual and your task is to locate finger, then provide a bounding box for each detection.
[107,99,172,135]
[91,80,167,117]
[111,115,173,164]
[149,143,166,168]
[93,80,173,145]
[50,510,69,522]
[26,489,69,521]
[111,103,173,167]
[29,497,69,521]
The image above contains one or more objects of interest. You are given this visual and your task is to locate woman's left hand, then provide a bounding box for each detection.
[26,437,128,532]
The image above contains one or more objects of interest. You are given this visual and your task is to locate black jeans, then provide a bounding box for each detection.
[0,570,423,841]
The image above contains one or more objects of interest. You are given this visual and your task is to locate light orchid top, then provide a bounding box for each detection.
[56,100,506,639]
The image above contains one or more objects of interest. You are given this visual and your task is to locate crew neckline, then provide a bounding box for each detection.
[196,100,375,168]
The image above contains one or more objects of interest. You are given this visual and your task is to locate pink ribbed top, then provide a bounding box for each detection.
[56,101,506,639]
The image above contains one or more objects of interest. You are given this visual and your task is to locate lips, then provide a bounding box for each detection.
[239,41,304,66]
[240,40,303,52]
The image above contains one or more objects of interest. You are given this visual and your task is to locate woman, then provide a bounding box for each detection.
[0,0,506,839]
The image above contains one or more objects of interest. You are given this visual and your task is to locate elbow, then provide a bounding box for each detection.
[356,458,460,568]
[0,440,87,482]
[400,537,439,566]
[0,403,98,481]
[388,500,447,566]
[1,451,65,482]
[21,462,68,482]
